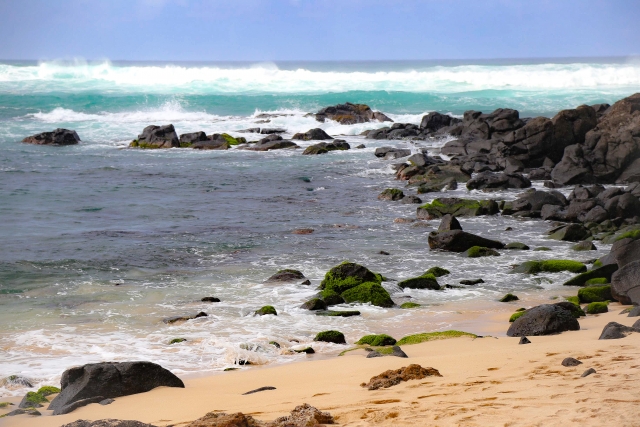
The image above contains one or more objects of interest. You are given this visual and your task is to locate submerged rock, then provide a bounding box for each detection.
[292,128,333,141]
[266,269,305,283]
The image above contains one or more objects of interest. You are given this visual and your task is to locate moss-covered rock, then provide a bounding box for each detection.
[556,301,585,318]
[566,296,580,306]
[315,310,361,317]
[355,334,397,346]
[21,392,48,408]
[396,330,476,345]
[509,311,526,322]
[255,305,277,316]
[314,330,346,344]
[293,347,315,354]
[397,273,439,290]
[562,264,618,287]
[0,402,13,408]
[463,246,500,257]
[505,242,530,250]
[578,285,613,303]
[416,198,499,219]
[585,277,608,286]
[341,282,394,307]
[378,188,405,201]
[400,302,421,309]
[320,262,381,294]
[220,133,245,146]
[300,298,327,311]
[425,266,450,277]
[586,301,608,314]
[500,293,519,302]
[614,229,640,241]
[169,338,187,345]
[319,289,345,306]
[35,386,60,397]
[572,241,597,251]
[513,260,587,274]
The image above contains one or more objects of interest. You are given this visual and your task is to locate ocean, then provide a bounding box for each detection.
[1,58,638,395]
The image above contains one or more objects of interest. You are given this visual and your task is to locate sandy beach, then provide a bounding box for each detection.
[2,303,639,427]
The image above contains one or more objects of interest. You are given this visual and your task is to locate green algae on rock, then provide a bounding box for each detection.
[378,188,405,201]
[400,302,421,309]
[341,282,394,307]
[425,266,450,277]
[255,305,277,316]
[578,285,613,303]
[314,330,346,344]
[562,264,618,287]
[355,334,397,346]
[169,338,187,345]
[397,272,439,290]
[500,293,519,302]
[509,311,526,322]
[463,246,500,257]
[396,330,476,346]
[36,386,60,397]
[416,197,499,219]
[513,260,587,274]
[586,301,609,314]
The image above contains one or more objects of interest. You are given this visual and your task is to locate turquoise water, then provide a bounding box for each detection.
[0,58,636,395]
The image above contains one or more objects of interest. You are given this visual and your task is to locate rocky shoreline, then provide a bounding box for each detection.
[9,93,640,424]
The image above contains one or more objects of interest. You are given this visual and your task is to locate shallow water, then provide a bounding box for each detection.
[0,58,630,395]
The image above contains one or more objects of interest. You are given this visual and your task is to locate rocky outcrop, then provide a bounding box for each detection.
[374,146,411,159]
[248,135,298,151]
[302,140,350,155]
[611,260,640,305]
[179,131,208,145]
[507,304,580,336]
[292,128,332,141]
[598,321,640,340]
[315,103,392,124]
[466,172,531,191]
[552,93,640,184]
[48,362,184,415]
[130,125,179,149]
[417,198,499,219]
[184,403,333,427]
[428,230,504,252]
[22,129,81,146]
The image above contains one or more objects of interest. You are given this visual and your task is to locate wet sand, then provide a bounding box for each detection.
[2,303,639,427]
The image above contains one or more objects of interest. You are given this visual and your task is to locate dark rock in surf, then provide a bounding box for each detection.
[130,125,179,149]
[315,103,392,124]
[22,128,80,146]
[266,269,306,283]
[48,362,184,415]
[428,230,504,252]
[302,140,350,155]
[292,128,332,141]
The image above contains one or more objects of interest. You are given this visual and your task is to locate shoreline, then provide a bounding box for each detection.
[2,303,638,426]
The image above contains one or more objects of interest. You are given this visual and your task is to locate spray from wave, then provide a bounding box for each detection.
[2,60,640,94]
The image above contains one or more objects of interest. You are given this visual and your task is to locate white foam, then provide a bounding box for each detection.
[2,61,640,93]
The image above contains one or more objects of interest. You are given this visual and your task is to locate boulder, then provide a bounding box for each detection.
[22,128,80,146]
[611,260,640,305]
[561,357,582,367]
[314,330,346,344]
[378,188,404,201]
[130,125,179,149]
[463,246,500,257]
[319,262,392,307]
[248,139,298,151]
[428,230,504,252]
[48,362,184,415]
[397,273,440,290]
[178,132,208,146]
[315,103,392,124]
[548,224,590,242]
[301,140,350,155]
[191,139,230,150]
[420,112,454,132]
[605,237,640,268]
[292,128,332,141]
[562,264,618,287]
[466,172,531,191]
[598,321,640,339]
[437,214,462,232]
[374,147,411,159]
[506,304,580,336]
[266,269,305,283]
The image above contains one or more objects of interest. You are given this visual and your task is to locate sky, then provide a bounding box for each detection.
[0,0,638,61]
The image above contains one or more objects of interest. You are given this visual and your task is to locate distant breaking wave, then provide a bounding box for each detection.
[1,60,640,94]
